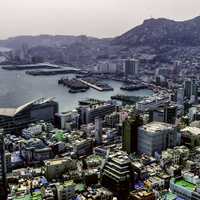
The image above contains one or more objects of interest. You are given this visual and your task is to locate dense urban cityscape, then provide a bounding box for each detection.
[1,54,200,200]
[1,1,200,200]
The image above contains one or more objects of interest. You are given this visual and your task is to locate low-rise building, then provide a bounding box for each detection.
[180,126,200,148]
[170,176,200,200]
[44,158,76,180]
[57,180,76,200]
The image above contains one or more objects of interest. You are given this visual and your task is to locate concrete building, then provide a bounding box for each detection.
[136,94,170,112]
[164,104,177,124]
[160,146,189,167]
[105,112,120,128]
[177,87,184,106]
[22,123,43,139]
[184,79,193,99]
[188,105,200,122]
[73,138,93,157]
[149,104,176,124]
[184,78,198,100]
[79,101,116,124]
[124,59,139,76]
[96,61,117,74]
[137,122,178,156]
[44,158,76,180]
[150,109,165,123]
[55,110,79,130]
[95,117,103,145]
[57,180,76,200]
[180,126,200,148]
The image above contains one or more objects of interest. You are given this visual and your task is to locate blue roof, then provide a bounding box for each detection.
[40,177,48,185]
[134,181,144,190]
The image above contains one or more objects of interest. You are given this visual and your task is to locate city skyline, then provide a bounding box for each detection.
[1,0,200,39]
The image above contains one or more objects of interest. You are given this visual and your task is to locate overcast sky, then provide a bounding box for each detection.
[1,0,200,39]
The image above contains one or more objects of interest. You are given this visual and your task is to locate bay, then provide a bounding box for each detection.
[0,67,153,111]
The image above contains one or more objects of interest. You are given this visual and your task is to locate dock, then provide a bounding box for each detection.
[79,79,104,91]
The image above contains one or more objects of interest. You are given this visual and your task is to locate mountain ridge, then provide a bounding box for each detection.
[112,16,200,47]
[1,16,200,65]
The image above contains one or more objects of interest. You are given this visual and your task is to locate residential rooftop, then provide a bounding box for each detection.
[141,122,173,134]
[175,178,196,191]
[181,126,200,136]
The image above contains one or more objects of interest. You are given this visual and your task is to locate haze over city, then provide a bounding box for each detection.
[1,0,200,39]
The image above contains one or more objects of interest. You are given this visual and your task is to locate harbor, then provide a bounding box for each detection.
[58,78,89,93]
[79,78,114,92]
[0,66,153,111]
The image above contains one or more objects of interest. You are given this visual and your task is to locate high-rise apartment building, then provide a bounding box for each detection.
[124,59,139,76]
[184,78,198,100]
[95,117,103,145]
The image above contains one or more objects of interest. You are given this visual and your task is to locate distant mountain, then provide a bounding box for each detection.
[1,16,200,65]
[0,35,116,66]
[112,16,200,47]
[0,35,109,49]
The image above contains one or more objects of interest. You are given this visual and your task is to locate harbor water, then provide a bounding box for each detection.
[0,67,153,111]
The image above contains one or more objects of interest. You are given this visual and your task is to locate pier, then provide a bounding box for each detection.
[79,79,104,91]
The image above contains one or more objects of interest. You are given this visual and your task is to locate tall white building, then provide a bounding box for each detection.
[177,87,184,106]
[96,62,117,73]
[184,78,198,101]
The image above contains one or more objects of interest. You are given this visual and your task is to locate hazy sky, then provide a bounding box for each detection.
[1,0,200,39]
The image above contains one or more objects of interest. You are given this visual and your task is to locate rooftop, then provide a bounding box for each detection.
[175,178,196,191]
[45,158,68,166]
[181,126,200,136]
[141,122,173,134]
[14,194,31,200]
[64,180,75,187]
[165,192,177,200]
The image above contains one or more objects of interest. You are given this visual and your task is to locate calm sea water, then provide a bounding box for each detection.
[0,67,153,112]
